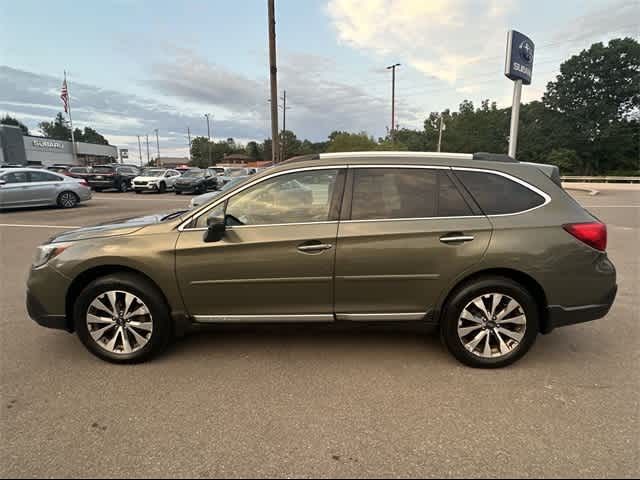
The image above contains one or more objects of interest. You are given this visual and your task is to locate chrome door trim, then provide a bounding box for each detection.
[335,312,428,321]
[337,274,440,281]
[193,314,334,323]
[190,276,331,285]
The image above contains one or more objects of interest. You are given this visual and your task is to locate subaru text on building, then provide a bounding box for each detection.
[25,152,617,368]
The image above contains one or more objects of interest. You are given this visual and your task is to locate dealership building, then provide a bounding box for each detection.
[0,125,119,167]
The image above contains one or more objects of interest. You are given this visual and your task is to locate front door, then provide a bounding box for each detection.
[0,170,33,207]
[334,166,492,320]
[175,167,345,321]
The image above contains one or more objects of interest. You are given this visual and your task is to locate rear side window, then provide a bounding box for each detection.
[350,168,473,220]
[455,170,546,215]
[30,171,62,182]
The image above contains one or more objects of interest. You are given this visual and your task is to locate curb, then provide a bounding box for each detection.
[562,184,600,196]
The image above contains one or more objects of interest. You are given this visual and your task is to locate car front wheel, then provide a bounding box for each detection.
[74,273,172,363]
[441,276,539,368]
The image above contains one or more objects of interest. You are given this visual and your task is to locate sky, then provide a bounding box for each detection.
[0,0,638,159]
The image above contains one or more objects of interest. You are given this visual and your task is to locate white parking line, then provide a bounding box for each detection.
[581,205,640,208]
[0,223,79,229]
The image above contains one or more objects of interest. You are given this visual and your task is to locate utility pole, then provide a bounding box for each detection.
[268,0,280,164]
[145,134,150,165]
[187,127,192,163]
[154,129,161,167]
[280,90,291,162]
[204,113,212,165]
[437,115,445,153]
[386,63,400,140]
[137,135,143,167]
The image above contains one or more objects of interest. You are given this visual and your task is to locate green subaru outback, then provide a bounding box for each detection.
[26,152,617,368]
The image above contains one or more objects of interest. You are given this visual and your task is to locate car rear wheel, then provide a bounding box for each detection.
[158,182,166,193]
[57,191,79,209]
[118,181,128,192]
[441,276,539,368]
[74,274,172,363]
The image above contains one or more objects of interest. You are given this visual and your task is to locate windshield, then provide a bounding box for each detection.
[92,166,115,174]
[141,170,165,177]
[182,171,204,178]
[221,176,248,191]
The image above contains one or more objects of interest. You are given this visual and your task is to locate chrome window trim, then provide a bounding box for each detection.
[179,163,551,230]
[451,167,552,217]
[178,165,346,231]
[193,314,334,323]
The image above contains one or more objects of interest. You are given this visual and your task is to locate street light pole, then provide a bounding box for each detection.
[137,135,143,167]
[154,129,161,167]
[187,127,192,163]
[204,113,212,165]
[387,63,401,140]
[268,0,280,164]
[146,134,150,165]
[280,90,291,162]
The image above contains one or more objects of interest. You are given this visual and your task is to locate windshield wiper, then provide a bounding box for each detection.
[161,210,188,221]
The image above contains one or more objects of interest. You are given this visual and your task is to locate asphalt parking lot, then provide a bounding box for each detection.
[1,188,638,478]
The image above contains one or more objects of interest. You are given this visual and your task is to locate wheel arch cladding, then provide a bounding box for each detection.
[438,268,550,333]
[65,265,170,332]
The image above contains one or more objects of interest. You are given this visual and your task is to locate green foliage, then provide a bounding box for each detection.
[546,148,581,174]
[1,115,29,135]
[38,113,110,145]
[326,131,377,152]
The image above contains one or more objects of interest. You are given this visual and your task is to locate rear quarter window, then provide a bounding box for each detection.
[454,170,546,215]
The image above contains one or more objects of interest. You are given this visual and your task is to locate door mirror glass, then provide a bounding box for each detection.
[203,216,226,243]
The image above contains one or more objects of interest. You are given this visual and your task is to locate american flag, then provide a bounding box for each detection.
[60,76,69,113]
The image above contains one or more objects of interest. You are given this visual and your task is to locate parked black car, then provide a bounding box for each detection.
[174,169,217,194]
[85,165,140,192]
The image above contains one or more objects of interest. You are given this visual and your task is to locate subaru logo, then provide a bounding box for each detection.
[519,41,533,63]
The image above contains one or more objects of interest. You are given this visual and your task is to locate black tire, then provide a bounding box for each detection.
[73,273,172,364]
[158,182,166,193]
[440,276,539,368]
[57,191,79,209]
[117,181,128,193]
[93,188,102,193]
[175,190,181,195]
[134,190,142,194]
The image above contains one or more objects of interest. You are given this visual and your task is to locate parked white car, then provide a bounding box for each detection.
[132,169,182,193]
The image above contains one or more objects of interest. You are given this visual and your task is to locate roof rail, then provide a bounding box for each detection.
[472,152,518,163]
[280,154,320,165]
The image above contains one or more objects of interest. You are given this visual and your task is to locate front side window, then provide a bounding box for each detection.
[350,168,472,221]
[454,170,546,215]
[2,171,29,183]
[221,169,339,226]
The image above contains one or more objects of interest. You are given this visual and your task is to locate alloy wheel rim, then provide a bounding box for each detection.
[457,293,527,359]
[86,290,153,355]
[61,193,76,207]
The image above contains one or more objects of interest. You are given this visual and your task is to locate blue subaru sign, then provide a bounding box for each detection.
[505,30,535,85]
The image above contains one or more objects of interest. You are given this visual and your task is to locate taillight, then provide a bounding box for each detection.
[563,222,607,251]
[80,180,89,187]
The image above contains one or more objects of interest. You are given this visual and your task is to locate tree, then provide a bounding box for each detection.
[326,131,377,152]
[78,127,109,145]
[246,141,261,160]
[39,113,72,141]
[1,115,29,135]
[546,148,581,174]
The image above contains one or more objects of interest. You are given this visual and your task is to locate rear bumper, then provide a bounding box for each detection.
[87,180,116,189]
[545,284,617,333]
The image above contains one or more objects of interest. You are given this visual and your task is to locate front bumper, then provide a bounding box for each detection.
[545,284,618,333]
[26,264,72,332]
[175,184,200,193]
[133,183,160,191]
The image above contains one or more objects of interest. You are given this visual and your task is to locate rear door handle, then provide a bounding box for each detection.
[440,234,475,244]
[297,242,333,253]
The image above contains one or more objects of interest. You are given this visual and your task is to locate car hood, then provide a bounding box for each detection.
[49,211,182,243]
[133,176,162,182]
[176,177,204,183]
[191,190,222,207]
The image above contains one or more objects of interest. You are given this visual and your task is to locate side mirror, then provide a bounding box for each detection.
[203,216,226,243]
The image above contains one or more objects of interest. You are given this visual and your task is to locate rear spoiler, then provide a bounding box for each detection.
[520,162,562,187]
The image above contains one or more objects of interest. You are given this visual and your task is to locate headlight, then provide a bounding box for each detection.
[33,243,70,268]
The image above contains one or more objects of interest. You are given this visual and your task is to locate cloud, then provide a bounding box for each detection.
[327,0,513,83]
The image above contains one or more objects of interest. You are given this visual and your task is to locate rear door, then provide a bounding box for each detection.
[334,166,492,320]
[28,170,64,204]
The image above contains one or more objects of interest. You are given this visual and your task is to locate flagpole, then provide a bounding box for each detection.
[65,71,78,165]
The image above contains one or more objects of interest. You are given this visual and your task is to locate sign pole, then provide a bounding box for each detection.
[508,79,523,158]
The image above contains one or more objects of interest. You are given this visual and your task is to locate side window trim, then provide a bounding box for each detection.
[179,165,347,231]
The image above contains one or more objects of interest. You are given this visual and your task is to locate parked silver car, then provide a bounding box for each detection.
[0,168,92,209]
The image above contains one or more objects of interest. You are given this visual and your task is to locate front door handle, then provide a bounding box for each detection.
[297,242,333,253]
[440,233,475,244]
